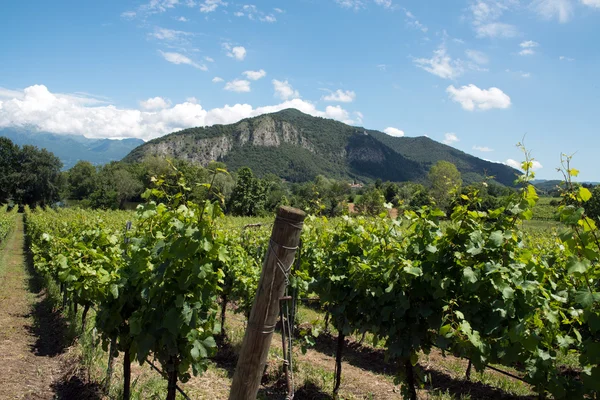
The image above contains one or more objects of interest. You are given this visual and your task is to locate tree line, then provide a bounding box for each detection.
[2,136,563,217]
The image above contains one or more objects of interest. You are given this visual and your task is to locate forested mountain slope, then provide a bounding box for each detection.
[124,109,519,185]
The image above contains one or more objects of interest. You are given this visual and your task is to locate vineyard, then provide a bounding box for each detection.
[0,205,18,243]
[13,160,600,400]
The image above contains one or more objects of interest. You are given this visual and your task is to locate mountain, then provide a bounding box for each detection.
[0,128,144,170]
[123,109,520,185]
[533,179,599,195]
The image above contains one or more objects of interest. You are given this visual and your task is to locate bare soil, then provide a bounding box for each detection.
[0,215,100,400]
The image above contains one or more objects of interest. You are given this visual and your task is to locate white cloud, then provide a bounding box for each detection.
[260,15,277,22]
[186,97,198,103]
[354,111,364,124]
[204,56,214,62]
[470,0,519,38]
[225,45,246,61]
[446,84,511,111]
[582,0,600,7]
[405,10,428,32]
[465,49,489,65]
[177,16,188,21]
[506,159,543,170]
[383,127,405,137]
[159,51,208,70]
[325,105,350,122]
[0,84,359,141]
[212,76,224,83]
[374,0,393,9]
[443,133,459,145]
[140,96,171,110]
[559,55,575,61]
[242,69,267,80]
[235,4,278,22]
[335,0,395,9]
[476,22,519,38]
[121,11,137,19]
[273,80,300,100]
[321,89,356,103]
[141,0,179,13]
[335,0,366,10]
[377,64,387,71]
[200,0,227,13]
[0,86,109,106]
[414,46,464,80]
[519,40,539,56]
[473,145,494,152]
[224,79,251,93]
[150,27,192,41]
[532,0,573,22]
[0,87,26,100]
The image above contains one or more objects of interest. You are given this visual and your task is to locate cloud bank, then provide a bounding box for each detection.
[0,84,359,141]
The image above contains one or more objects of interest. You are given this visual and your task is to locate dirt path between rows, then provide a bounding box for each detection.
[0,215,73,400]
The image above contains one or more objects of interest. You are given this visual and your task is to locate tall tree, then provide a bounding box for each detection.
[68,160,98,200]
[428,160,462,211]
[89,163,143,209]
[355,187,386,216]
[0,137,18,203]
[12,145,63,207]
[228,167,267,216]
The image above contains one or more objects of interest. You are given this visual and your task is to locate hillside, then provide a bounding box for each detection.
[123,109,520,185]
[0,128,144,170]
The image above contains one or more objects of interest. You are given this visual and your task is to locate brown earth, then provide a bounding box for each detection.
[0,215,100,400]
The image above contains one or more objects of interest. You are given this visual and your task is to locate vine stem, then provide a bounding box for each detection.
[333,330,345,398]
[404,358,418,400]
[123,347,131,400]
[166,356,179,400]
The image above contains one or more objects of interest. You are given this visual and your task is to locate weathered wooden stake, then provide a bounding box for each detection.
[229,206,305,400]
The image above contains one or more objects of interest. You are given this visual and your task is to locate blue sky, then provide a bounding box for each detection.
[1,0,599,180]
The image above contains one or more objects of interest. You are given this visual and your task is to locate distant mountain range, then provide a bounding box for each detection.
[532,179,599,194]
[0,128,144,170]
[123,109,521,186]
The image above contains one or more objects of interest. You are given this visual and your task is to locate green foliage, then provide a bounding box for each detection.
[0,205,18,242]
[25,145,600,400]
[354,187,386,216]
[0,137,19,204]
[586,185,600,222]
[124,109,520,186]
[68,161,98,200]
[428,160,462,211]
[228,167,267,216]
[0,137,63,206]
[13,144,63,206]
[126,172,225,382]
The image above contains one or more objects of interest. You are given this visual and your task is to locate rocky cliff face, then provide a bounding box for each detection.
[123,108,520,185]
[138,116,316,166]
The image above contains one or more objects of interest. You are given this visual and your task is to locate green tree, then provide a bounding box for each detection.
[428,160,462,211]
[68,161,98,200]
[382,181,401,205]
[354,187,386,216]
[12,145,63,207]
[228,167,267,216]
[0,137,18,203]
[587,185,600,221]
[89,163,143,209]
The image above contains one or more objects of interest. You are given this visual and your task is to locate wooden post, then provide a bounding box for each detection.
[229,206,305,400]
